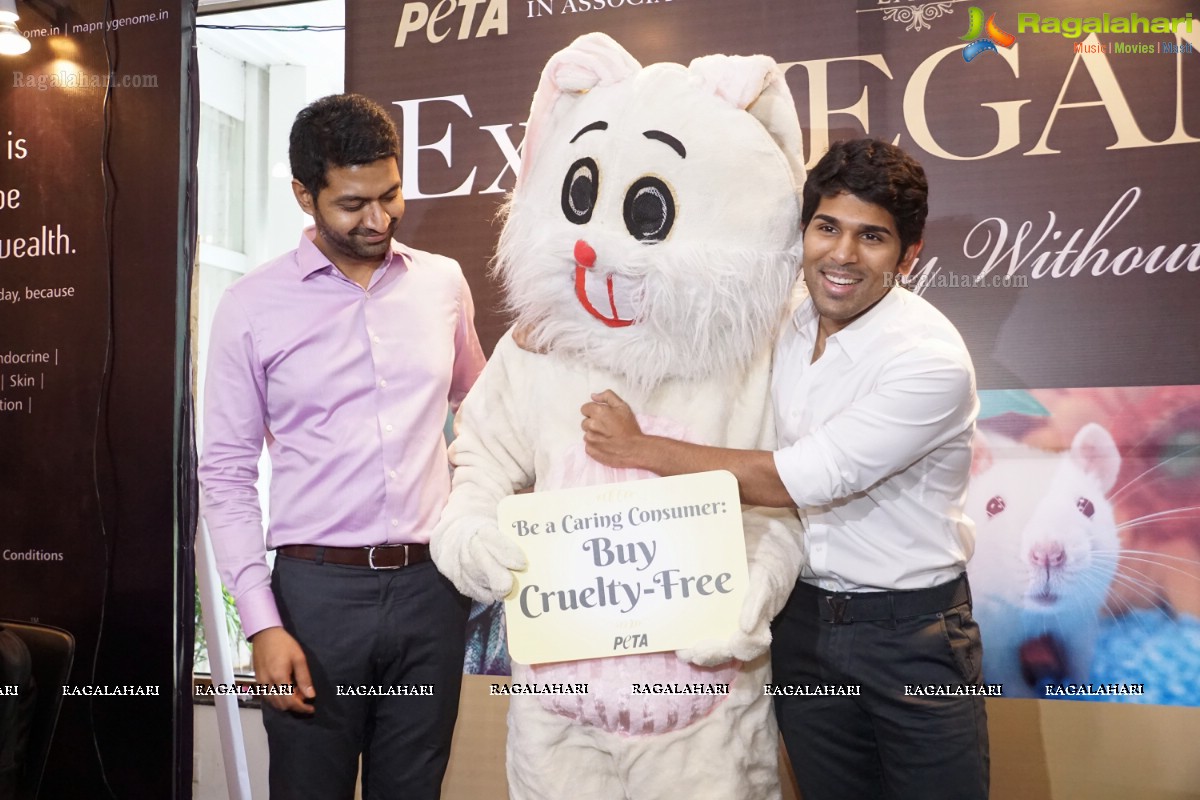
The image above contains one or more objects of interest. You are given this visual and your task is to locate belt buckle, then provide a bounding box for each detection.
[367,545,405,570]
[826,594,851,624]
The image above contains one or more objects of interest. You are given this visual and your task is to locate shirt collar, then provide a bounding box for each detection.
[790,283,906,363]
[788,279,819,334]
[827,287,906,362]
[293,226,407,282]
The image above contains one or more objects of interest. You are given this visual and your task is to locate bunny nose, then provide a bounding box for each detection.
[574,239,596,268]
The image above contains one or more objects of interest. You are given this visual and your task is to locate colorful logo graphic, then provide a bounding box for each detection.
[960,7,1017,62]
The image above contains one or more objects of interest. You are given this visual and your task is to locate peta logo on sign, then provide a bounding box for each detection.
[394,0,508,48]
[613,634,648,651]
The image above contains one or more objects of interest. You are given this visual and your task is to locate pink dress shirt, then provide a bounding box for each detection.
[198,228,486,638]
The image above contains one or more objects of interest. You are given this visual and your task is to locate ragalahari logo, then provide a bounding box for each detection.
[960,7,1016,62]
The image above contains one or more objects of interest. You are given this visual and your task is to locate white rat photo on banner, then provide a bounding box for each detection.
[967,386,1200,704]
[430,32,806,800]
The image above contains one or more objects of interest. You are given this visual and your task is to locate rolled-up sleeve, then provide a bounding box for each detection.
[773,342,976,509]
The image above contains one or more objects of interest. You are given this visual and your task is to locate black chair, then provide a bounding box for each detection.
[0,621,74,800]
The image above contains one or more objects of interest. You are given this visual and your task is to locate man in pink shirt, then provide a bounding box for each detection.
[198,93,485,799]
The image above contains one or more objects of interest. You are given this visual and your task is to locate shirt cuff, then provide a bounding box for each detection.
[772,447,810,509]
[235,586,283,640]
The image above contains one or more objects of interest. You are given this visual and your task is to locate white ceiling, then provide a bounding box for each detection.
[196,0,344,70]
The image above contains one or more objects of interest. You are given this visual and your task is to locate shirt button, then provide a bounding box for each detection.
[391,518,400,527]
[379,379,388,388]
[388,470,397,479]
[373,335,381,343]
[385,424,394,432]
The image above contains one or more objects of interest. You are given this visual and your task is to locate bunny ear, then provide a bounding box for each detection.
[688,53,779,110]
[517,33,641,190]
[688,54,805,194]
[545,32,640,93]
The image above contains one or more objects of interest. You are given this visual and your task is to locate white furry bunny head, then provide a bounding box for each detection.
[496,32,805,389]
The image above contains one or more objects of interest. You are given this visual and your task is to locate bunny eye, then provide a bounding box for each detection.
[985,496,1006,518]
[1076,497,1095,518]
[562,158,598,225]
[623,177,675,242]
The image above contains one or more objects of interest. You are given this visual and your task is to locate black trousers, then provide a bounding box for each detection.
[770,576,990,800]
[263,555,470,800]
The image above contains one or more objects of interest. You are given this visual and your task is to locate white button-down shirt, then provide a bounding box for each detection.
[771,284,978,592]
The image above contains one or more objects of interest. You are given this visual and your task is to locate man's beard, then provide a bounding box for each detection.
[313,209,396,262]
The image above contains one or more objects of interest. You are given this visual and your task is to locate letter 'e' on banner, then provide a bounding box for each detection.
[497,471,748,664]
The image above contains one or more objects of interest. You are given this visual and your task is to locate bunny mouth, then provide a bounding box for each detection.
[575,264,636,328]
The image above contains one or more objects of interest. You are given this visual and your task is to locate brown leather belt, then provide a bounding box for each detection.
[276,543,430,570]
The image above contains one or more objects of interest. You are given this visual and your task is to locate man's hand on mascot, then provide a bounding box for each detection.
[431,515,528,603]
[582,390,648,469]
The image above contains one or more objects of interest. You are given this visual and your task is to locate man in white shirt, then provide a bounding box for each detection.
[581,139,988,800]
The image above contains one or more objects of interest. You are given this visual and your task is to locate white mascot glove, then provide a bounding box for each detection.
[677,509,802,667]
[431,514,527,604]
[676,565,775,667]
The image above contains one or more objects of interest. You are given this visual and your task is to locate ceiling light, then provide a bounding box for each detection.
[0,0,31,56]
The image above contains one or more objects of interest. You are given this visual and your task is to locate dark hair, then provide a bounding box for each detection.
[801,138,929,256]
[289,93,401,197]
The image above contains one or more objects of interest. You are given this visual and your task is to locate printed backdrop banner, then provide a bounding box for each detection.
[347,0,1200,705]
[0,0,193,795]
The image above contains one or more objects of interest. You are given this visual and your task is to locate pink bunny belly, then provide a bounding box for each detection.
[531,414,736,735]
[526,654,739,736]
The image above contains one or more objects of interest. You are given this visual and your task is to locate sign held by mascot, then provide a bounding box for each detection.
[499,470,750,664]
